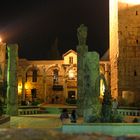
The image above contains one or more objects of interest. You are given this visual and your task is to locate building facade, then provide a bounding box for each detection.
[1,0,140,106]
[17,49,110,104]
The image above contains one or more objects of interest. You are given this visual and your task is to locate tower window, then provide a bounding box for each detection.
[136,11,138,15]
[136,39,138,44]
[134,70,137,76]
[69,57,73,64]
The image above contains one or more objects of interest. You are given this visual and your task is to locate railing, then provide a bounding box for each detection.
[18,106,41,115]
[117,108,140,116]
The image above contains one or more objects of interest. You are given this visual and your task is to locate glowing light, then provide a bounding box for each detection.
[100,79,105,97]
[18,83,22,94]
[0,37,2,43]
[25,83,30,90]
[68,69,75,79]
[121,0,140,5]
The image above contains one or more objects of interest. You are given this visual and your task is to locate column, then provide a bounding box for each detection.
[21,73,26,101]
[6,44,18,116]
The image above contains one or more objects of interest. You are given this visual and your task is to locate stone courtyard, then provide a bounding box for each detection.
[0,112,140,140]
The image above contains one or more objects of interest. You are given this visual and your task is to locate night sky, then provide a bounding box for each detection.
[0,0,109,60]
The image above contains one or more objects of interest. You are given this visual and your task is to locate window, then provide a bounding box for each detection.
[31,88,37,99]
[68,69,75,79]
[136,11,138,15]
[26,72,28,82]
[134,70,137,76]
[69,57,73,64]
[53,69,58,84]
[68,91,76,99]
[32,69,37,82]
[136,39,138,44]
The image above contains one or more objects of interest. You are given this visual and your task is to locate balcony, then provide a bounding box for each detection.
[52,85,63,91]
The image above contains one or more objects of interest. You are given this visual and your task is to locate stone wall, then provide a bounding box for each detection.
[110,0,140,104]
[118,1,140,103]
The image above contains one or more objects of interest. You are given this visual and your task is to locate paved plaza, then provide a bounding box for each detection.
[10,104,140,129]
[10,104,78,129]
[10,114,62,129]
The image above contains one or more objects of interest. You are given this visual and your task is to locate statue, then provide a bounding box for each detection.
[77,24,88,45]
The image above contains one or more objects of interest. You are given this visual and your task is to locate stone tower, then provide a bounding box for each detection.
[110,0,140,104]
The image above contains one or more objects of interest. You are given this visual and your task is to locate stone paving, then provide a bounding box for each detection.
[10,114,62,129]
[1,104,140,139]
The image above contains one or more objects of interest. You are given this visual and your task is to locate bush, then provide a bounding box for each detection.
[133,118,139,123]
[111,113,124,123]
[86,115,100,123]
[32,101,41,106]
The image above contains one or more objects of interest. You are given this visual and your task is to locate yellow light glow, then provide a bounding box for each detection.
[68,69,75,79]
[100,79,105,97]
[121,0,140,5]
[25,83,29,90]
[18,83,22,94]
[0,37,2,43]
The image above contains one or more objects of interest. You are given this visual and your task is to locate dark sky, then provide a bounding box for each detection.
[0,0,109,60]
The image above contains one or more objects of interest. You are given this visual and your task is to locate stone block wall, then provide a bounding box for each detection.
[118,1,140,103]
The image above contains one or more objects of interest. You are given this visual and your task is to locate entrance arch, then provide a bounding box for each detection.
[95,73,108,98]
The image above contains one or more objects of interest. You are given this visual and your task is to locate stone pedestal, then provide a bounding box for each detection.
[6,44,18,116]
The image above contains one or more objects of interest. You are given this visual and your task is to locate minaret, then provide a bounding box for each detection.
[48,37,61,60]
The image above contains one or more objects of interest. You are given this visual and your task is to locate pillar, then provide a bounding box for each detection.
[83,52,101,122]
[6,44,18,116]
[21,73,26,101]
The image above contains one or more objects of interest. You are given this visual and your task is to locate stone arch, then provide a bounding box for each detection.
[24,65,41,83]
[46,64,61,76]
[95,73,108,98]
[25,64,40,74]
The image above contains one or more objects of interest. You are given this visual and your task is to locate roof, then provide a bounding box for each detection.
[100,50,109,61]
[62,49,77,58]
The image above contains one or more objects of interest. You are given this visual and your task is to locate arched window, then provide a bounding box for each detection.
[32,69,37,82]
[53,69,58,84]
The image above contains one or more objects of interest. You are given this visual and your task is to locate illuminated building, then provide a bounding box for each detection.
[0,0,139,105]
[110,0,140,105]
[16,49,109,104]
